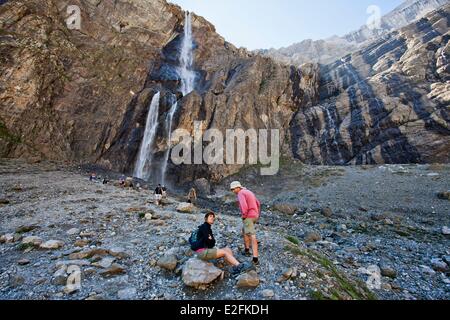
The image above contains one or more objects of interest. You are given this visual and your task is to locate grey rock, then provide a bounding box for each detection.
[66,228,80,236]
[431,259,448,272]
[40,240,64,250]
[261,289,275,298]
[236,270,260,288]
[22,236,43,246]
[380,265,397,278]
[176,202,195,214]
[304,232,322,243]
[321,207,333,218]
[182,258,224,289]
[9,275,25,288]
[442,226,450,236]
[157,254,178,271]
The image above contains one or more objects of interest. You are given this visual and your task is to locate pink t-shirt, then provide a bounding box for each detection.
[237,189,260,219]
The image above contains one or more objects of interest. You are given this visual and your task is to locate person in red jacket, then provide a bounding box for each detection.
[230,181,261,265]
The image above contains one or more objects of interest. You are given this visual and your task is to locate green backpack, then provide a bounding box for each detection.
[188,226,202,251]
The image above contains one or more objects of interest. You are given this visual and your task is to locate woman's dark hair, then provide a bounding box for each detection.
[204,212,216,220]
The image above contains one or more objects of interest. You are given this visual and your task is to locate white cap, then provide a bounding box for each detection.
[230,181,243,190]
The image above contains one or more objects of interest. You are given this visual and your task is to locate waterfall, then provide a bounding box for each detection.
[160,11,196,184]
[160,101,178,185]
[178,11,196,96]
[134,92,160,180]
[324,107,345,164]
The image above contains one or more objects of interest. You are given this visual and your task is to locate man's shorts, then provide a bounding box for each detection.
[155,194,162,201]
[197,248,218,261]
[242,218,258,236]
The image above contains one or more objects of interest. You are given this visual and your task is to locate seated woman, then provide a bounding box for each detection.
[192,212,252,275]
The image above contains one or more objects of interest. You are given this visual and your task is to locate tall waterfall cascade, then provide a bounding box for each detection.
[161,11,196,184]
[133,92,161,180]
[134,11,195,183]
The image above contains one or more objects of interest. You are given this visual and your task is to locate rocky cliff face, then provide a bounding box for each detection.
[258,0,449,66]
[291,4,450,164]
[0,0,304,183]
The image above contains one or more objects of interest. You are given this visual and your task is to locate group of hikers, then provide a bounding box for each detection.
[89,171,260,275]
[189,181,261,276]
[89,173,169,205]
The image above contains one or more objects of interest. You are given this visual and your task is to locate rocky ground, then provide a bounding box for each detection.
[0,158,449,300]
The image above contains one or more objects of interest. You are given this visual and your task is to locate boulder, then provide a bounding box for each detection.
[236,270,260,288]
[15,225,39,234]
[157,254,178,271]
[371,213,387,222]
[442,226,450,236]
[100,264,126,278]
[176,202,195,214]
[69,248,109,260]
[22,236,43,246]
[380,265,397,278]
[321,207,333,218]
[66,228,80,236]
[9,275,25,288]
[108,247,129,259]
[182,258,224,289]
[52,266,68,285]
[40,240,64,250]
[74,239,90,247]
[273,204,297,215]
[17,259,30,266]
[0,233,15,244]
[144,213,153,220]
[261,289,274,298]
[92,257,116,269]
[304,232,322,243]
[431,258,448,272]
[421,265,436,275]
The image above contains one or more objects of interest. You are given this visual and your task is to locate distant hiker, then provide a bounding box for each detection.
[187,187,197,204]
[230,181,261,266]
[162,185,167,199]
[89,172,97,182]
[119,175,126,187]
[189,212,253,275]
[125,177,134,188]
[154,184,163,206]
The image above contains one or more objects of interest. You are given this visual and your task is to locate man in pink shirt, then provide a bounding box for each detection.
[230,181,261,265]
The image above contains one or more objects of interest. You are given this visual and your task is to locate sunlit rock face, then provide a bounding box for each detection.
[0,0,305,183]
[257,0,449,66]
[290,4,450,165]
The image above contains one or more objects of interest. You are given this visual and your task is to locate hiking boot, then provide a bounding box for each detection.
[241,261,256,272]
[230,264,245,276]
[242,249,252,257]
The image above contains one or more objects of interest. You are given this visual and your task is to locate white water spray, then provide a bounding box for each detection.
[161,11,196,184]
[134,92,160,180]
[178,11,196,96]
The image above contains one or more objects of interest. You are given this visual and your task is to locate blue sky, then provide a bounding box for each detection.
[169,0,405,50]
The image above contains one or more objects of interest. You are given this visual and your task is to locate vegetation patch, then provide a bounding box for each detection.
[0,122,21,144]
